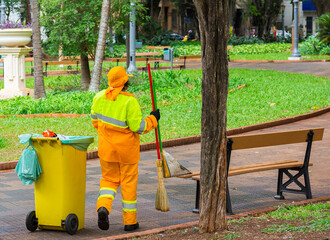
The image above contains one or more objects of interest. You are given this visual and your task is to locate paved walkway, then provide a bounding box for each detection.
[228,61,330,78]
[0,112,329,240]
[182,61,330,79]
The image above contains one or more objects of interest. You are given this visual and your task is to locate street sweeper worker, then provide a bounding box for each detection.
[90,66,160,231]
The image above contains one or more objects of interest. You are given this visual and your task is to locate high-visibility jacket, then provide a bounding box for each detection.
[91,90,157,164]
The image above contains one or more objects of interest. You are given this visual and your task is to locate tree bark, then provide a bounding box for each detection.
[312,0,330,17]
[81,52,91,90]
[26,0,32,25]
[159,0,166,30]
[30,0,46,99]
[193,0,229,233]
[89,0,111,92]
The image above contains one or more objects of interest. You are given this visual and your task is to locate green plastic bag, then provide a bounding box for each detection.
[15,141,42,185]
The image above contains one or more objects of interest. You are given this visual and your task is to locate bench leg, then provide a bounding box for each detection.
[275,167,312,200]
[274,169,285,200]
[304,171,312,199]
[192,180,233,215]
[226,182,233,215]
[192,180,200,214]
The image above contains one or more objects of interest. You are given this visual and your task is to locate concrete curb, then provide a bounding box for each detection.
[0,113,87,118]
[0,106,329,171]
[94,196,330,240]
[230,59,330,63]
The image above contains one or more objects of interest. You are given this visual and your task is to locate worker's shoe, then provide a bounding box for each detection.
[98,207,109,230]
[124,222,139,231]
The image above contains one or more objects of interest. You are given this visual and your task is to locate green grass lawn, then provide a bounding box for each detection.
[0,68,329,162]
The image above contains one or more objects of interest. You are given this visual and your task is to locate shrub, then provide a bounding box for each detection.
[46,75,81,92]
[228,36,264,45]
[150,30,172,46]
[299,36,330,55]
[230,43,291,54]
[317,13,330,46]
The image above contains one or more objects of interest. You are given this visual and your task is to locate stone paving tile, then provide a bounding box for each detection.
[0,112,329,240]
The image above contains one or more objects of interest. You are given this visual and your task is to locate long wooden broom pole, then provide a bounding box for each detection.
[147,63,169,212]
[147,64,164,153]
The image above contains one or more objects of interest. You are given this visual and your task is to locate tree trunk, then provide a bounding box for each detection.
[159,0,166,31]
[26,0,32,24]
[193,0,229,233]
[81,52,91,90]
[30,0,46,99]
[89,0,111,93]
[312,0,330,17]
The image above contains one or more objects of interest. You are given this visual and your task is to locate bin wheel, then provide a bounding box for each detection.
[26,211,38,232]
[65,214,79,235]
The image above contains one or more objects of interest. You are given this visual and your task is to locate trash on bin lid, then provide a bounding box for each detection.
[42,130,57,138]
[27,135,94,151]
[60,136,94,151]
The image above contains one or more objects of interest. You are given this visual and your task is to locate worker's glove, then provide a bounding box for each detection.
[150,109,160,121]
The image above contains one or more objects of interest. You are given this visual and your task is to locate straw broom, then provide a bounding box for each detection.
[147,63,170,212]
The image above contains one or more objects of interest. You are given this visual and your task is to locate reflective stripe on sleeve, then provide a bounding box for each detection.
[122,200,137,212]
[136,119,146,134]
[95,113,128,128]
[98,187,117,200]
[91,113,97,120]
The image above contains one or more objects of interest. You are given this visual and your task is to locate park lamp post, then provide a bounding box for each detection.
[127,2,137,74]
[281,4,285,39]
[290,0,301,59]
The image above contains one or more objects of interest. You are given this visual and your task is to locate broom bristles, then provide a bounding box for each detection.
[155,159,170,212]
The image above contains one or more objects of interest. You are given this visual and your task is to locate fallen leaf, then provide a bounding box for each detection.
[237,83,246,90]
[269,102,276,106]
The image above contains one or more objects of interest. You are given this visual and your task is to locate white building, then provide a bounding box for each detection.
[277,0,318,37]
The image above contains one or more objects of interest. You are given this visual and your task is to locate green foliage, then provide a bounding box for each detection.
[317,13,330,46]
[137,21,162,44]
[300,36,330,55]
[41,0,103,57]
[228,36,264,45]
[46,75,81,92]
[0,91,95,115]
[169,41,201,57]
[230,43,291,54]
[150,30,172,46]
[0,137,5,148]
[261,203,330,232]
[223,232,242,239]
[264,203,330,220]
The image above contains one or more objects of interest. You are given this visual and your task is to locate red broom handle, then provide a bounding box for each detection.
[147,63,161,160]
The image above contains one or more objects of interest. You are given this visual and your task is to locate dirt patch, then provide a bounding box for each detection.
[133,216,330,240]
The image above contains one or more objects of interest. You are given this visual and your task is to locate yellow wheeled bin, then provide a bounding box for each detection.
[25,136,94,235]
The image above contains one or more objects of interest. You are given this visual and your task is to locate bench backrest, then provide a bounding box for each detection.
[146,46,170,49]
[44,61,80,66]
[229,128,324,150]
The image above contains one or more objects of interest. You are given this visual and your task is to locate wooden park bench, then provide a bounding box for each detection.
[119,52,164,70]
[179,128,324,214]
[43,60,80,77]
[25,59,80,76]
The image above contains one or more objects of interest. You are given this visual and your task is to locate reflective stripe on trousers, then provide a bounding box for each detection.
[98,187,117,200]
[122,200,137,212]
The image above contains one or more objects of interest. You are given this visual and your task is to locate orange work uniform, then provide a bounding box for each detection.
[91,67,157,226]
